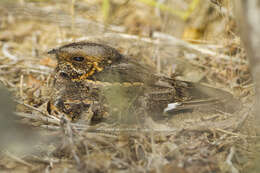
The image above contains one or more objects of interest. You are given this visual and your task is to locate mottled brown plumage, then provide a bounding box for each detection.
[48,42,240,123]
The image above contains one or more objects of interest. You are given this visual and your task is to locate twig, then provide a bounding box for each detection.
[19,74,24,99]
[40,124,60,130]
[104,32,159,44]
[40,124,90,130]
[15,112,60,125]
[57,36,93,44]
[215,128,251,138]
[0,77,16,88]
[5,151,33,168]
[2,43,19,61]
[21,69,50,75]
[26,156,59,165]
[16,112,93,130]
[87,127,177,134]
[0,60,19,69]
[225,147,239,173]
[15,100,60,122]
[23,63,53,72]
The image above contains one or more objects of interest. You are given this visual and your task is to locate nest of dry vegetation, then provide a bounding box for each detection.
[0,0,259,173]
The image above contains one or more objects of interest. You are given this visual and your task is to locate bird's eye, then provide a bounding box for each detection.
[72,56,84,62]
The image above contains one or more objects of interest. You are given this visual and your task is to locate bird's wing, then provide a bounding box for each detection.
[90,56,157,84]
[160,81,241,114]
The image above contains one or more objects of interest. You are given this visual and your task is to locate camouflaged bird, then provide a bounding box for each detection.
[47,42,240,123]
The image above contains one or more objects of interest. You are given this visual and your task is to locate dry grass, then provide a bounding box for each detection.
[0,0,258,173]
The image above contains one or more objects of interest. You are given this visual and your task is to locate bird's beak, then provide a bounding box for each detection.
[47,48,58,55]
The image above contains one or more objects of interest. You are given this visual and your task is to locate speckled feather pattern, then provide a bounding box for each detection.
[48,42,240,122]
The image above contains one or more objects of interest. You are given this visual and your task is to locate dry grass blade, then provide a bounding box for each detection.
[4,151,33,168]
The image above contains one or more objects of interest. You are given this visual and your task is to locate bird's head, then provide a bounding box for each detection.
[48,42,122,82]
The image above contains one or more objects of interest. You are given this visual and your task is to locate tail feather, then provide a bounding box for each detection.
[163,81,241,114]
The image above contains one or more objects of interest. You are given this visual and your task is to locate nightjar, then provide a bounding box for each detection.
[47,42,240,123]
